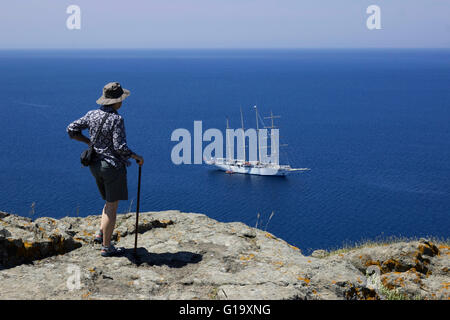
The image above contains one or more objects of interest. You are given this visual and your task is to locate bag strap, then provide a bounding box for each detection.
[90,112,110,146]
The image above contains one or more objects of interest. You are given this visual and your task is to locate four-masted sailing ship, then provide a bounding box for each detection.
[205,106,310,176]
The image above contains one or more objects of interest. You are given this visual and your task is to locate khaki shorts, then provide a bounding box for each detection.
[89,160,128,202]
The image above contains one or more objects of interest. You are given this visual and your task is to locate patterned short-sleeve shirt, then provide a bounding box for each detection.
[67,105,135,168]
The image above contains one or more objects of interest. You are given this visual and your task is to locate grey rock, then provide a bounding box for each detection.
[311,250,327,258]
[0,211,9,219]
[0,214,82,268]
[0,210,448,300]
[0,228,11,239]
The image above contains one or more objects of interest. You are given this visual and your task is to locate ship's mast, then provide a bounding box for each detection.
[254,105,261,163]
[240,107,246,162]
[264,110,281,165]
[226,117,232,161]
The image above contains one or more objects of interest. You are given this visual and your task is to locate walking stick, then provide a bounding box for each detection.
[133,164,142,257]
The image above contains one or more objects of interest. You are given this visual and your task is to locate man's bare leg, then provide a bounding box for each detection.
[101,200,119,247]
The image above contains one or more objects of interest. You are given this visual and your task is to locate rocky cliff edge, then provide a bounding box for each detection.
[0,210,448,300]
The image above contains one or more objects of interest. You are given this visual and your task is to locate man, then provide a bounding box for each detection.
[67,82,144,257]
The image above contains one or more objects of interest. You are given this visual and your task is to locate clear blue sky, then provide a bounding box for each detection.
[0,0,449,49]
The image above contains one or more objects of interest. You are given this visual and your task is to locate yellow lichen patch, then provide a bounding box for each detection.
[16,241,40,258]
[365,260,381,268]
[381,276,396,290]
[74,237,88,244]
[297,276,310,285]
[274,261,284,266]
[385,273,408,289]
[81,291,91,299]
[442,282,450,290]
[88,268,95,273]
[265,232,276,240]
[239,254,255,261]
[417,242,440,258]
[23,241,34,249]
[82,231,93,237]
[288,244,300,251]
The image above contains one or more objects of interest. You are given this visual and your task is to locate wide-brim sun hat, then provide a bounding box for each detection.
[96,82,130,105]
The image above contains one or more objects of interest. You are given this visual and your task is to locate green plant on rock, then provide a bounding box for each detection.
[378,283,409,300]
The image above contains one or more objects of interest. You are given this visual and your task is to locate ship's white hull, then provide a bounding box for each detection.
[205,158,310,176]
[214,163,289,176]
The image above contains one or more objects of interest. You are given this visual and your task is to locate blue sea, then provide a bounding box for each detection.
[0,49,449,253]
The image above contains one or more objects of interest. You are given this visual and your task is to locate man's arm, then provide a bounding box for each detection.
[130,153,144,166]
[71,133,91,145]
[67,112,90,144]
